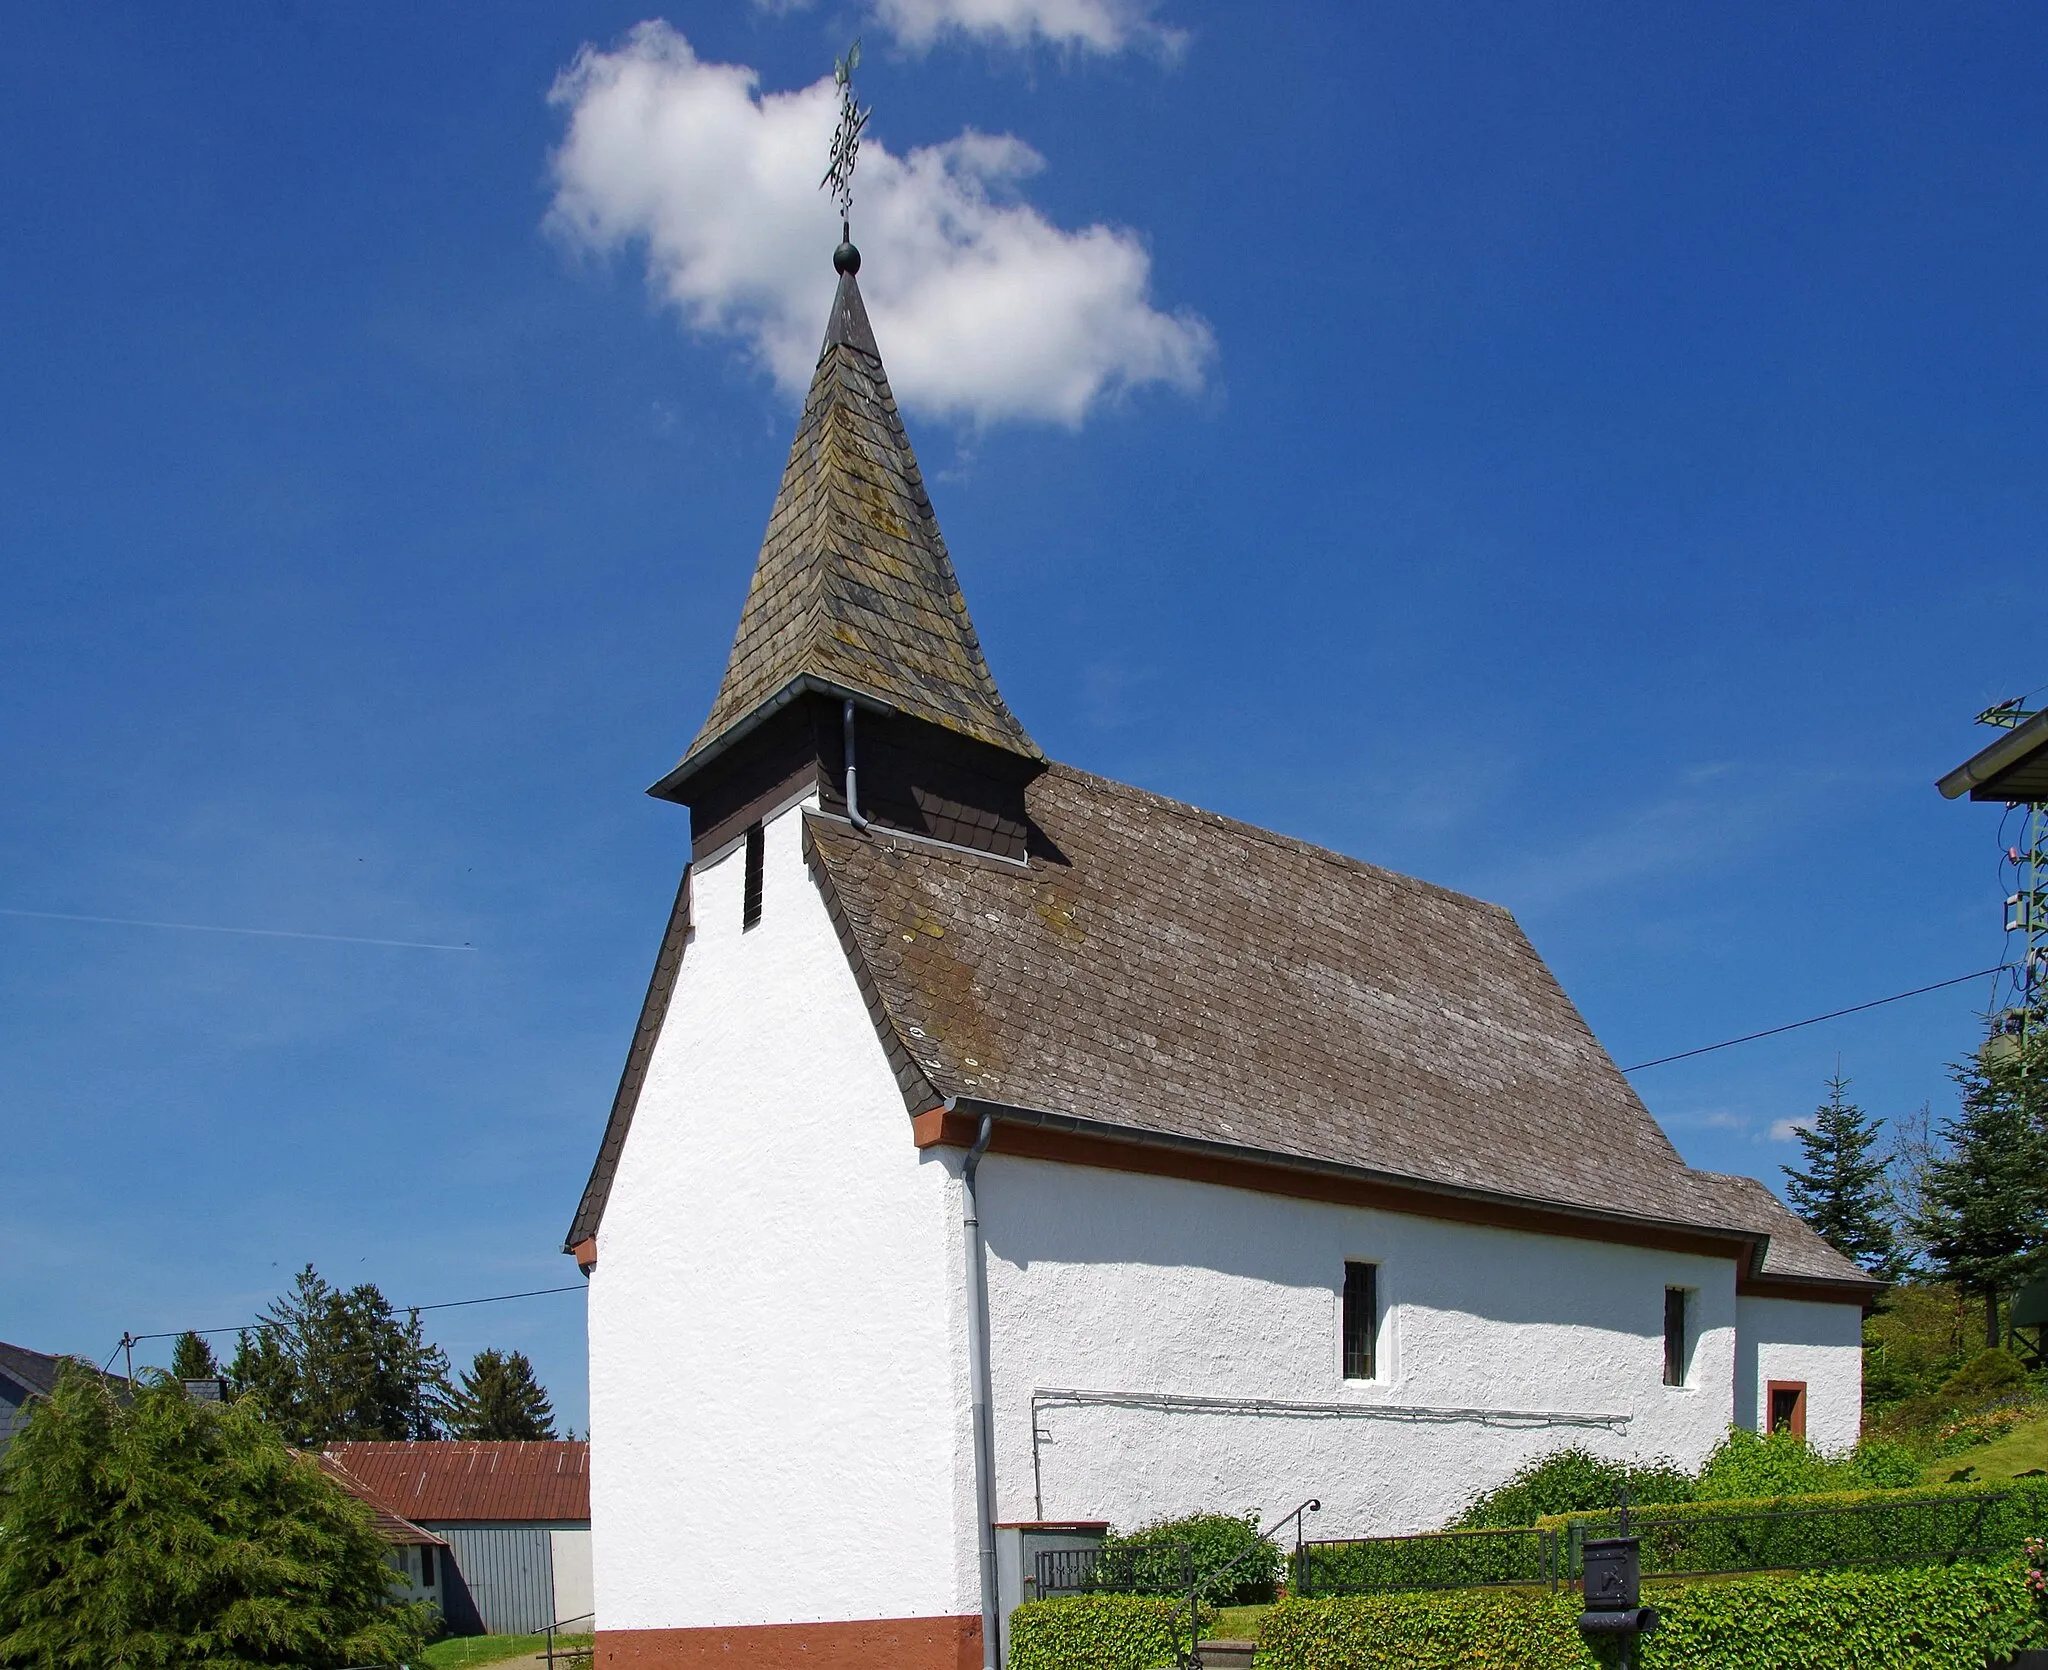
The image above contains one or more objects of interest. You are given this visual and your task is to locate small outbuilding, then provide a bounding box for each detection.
[323,1440,591,1635]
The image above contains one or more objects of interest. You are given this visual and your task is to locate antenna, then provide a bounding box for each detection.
[820,38,870,244]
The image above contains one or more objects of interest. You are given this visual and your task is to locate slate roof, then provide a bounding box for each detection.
[574,248,1872,1296]
[321,1441,589,1523]
[1,1342,131,1458]
[804,765,1870,1287]
[659,269,1040,792]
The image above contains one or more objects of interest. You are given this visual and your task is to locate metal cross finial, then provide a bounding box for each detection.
[821,38,870,233]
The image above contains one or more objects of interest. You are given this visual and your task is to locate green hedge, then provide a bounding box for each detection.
[1007,1594,1214,1670]
[1296,1526,1555,1596]
[1253,1560,2042,1670]
[1536,1476,2048,1579]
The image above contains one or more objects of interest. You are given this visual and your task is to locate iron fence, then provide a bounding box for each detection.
[1036,1543,1195,1598]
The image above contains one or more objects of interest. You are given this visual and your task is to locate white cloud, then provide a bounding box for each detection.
[1768,1116,1813,1143]
[546,23,1213,428]
[867,0,1185,54]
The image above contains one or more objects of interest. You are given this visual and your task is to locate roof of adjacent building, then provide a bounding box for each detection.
[0,1341,95,1404]
[316,1451,447,1547]
[804,766,1866,1287]
[321,1441,590,1523]
[1939,705,2048,802]
[657,268,1039,794]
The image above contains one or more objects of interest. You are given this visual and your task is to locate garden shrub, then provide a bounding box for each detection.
[1007,1594,1211,1670]
[1450,1445,1696,1529]
[1943,1347,2032,1398]
[1253,1559,2041,1670]
[1537,1475,2048,1580]
[1689,1427,1918,1499]
[1102,1512,1281,1605]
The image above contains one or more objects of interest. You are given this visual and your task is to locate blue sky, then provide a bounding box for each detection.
[3,2,2042,1434]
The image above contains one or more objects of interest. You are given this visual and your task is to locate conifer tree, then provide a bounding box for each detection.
[0,1364,428,1667]
[1914,1034,2048,1348]
[227,1265,452,1445]
[168,1329,220,1381]
[446,1348,559,1441]
[1781,1073,1903,1281]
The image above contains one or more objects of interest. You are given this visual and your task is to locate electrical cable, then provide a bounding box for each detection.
[1622,964,2017,1073]
[121,1282,588,1347]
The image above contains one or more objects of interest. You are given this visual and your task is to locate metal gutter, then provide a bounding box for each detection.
[943,1095,1877,1300]
[1938,705,2048,799]
[647,675,895,803]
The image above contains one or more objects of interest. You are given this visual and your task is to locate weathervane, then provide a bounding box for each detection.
[821,39,870,248]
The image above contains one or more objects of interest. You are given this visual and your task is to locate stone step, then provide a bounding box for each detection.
[1197,1640,1257,1669]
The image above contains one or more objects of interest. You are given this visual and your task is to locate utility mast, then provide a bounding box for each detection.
[1940,696,2048,1066]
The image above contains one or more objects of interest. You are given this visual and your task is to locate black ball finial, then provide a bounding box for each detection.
[834,240,861,276]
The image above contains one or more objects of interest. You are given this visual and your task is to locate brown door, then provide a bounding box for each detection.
[1767,1380,1807,1438]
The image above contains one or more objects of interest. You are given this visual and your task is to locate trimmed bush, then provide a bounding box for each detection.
[1451,1445,1695,1529]
[1103,1512,1281,1605]
[1007,1594,1211,1670]
[1537,1475,2048,1580]
[1253,1559,2042,1670]
[1296,1526,1557,1597]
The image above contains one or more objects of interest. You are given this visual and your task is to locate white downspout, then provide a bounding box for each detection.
[961,1107,1000,1667]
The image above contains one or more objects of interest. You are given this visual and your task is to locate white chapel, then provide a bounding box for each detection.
[564,238,1873,1670]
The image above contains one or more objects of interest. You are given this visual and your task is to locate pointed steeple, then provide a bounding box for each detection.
[658,247,1040,798]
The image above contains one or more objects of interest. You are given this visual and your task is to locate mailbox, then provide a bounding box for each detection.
[1579,1536,1658,1641]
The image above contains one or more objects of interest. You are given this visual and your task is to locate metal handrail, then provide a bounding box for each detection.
[542,1610,596,1669]
[1179,1501,1320,1669]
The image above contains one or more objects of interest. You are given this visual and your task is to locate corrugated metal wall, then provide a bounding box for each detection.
[439,1527,554,1634]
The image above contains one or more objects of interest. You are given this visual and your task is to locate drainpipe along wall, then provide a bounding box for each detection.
[961,1106,1000,1667]
[843,698,869,831]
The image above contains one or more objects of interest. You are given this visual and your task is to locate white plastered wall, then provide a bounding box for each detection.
[982,1157,1747,1538]
[586,798,972,1630]
[1734,1295,1865,1450]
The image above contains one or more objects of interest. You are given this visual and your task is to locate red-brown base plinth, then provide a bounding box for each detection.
[596,1616,981,1669]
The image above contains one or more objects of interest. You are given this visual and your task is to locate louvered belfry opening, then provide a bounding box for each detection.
[645,251,1045,864]
[742,822,764,930]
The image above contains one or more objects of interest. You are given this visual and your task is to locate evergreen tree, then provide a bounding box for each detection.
[1913,1034,2048,1349]
[0,1364,428,1668]
[1781,1073,1904,1281]
[446,1349,559,1441]
[227,1265,452,1445]
[168,1329,220,1382]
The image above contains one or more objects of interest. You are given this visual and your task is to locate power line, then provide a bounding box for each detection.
[1622,964,2014,1073]
[124,1282,588,1346]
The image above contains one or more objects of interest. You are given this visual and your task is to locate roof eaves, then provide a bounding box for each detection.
[1938,706,2048,800]
[947,1094,1764,1255]
[563,869,693,1253]
[650,674,897,804]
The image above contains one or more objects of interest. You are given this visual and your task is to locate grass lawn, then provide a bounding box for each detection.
[1920,1410,2048,1485]
[419,1633,593,1669]
[1206,1605,1274,1640]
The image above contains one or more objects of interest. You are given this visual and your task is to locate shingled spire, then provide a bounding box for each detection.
[657,250,1040,802]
